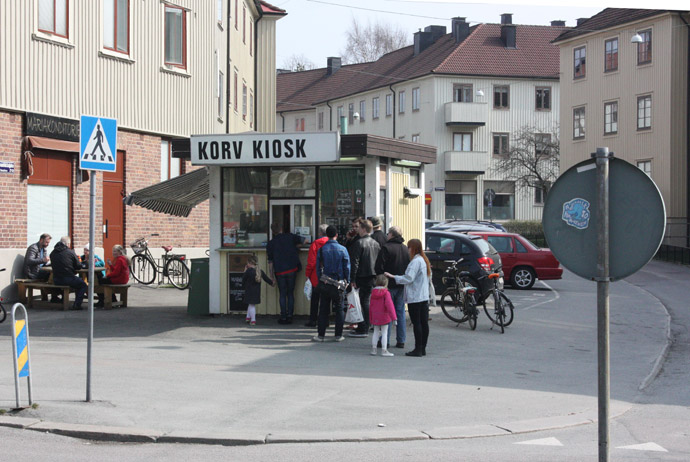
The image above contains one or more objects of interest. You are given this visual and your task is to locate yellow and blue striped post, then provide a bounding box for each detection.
[11,303,33,408]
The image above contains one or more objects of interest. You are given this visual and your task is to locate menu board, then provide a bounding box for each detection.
[336,190,353,216]
[227,253,253,312]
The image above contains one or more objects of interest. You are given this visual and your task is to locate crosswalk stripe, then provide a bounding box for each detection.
[515,437,563,446]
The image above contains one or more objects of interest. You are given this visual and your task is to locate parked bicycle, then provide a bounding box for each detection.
[481,272,515,334]
[129,234,190,290]
[439,259,481,330]
[0,268,7,323]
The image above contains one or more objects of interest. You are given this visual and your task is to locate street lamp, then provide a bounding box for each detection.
[631,33,643,43]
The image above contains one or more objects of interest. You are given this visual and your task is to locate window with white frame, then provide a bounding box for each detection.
[535,134,551,156]
[38,0,68,38]
[534,181,551,205]
[359,100,366,122]
[249,92,254,128]
[372,97,380,119]
[337,106,343,126]
[492,133,509,155]
[574,46,586,78]
[453,133,472,152]
[399,91,405,113]
[410,169,420,188]
[493,85,509,109]
[637,95,652,130]
[412,134,420,143]
[637,160,651,177]
[161,140,181,181]
[412,87,420,111]
[604,101,618,134]
[164,5,186,68]
[637,29,652,64]
[535,87,551,110]
[294,118,305,132]
[385,94,392,116]
[483,181,515,220]
[242,5,246,44]
[454,84,473,102]
[233,71,238,112]
[445,180,477,220]
[234,0,238,29]
[217,70,224,119]
[604,38,618,72]
[104,0,129,53]
[318,112,324,130]
[573,106,585,139]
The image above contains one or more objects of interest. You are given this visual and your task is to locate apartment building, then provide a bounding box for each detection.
[554,8,690,236]
[277,14,563,223]
[0,0,285,294]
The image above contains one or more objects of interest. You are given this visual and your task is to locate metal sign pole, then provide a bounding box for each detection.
[594,147,611,462]
[86,171,96,402]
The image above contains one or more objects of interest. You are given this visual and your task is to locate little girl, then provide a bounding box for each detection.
[242,255,274,325]
[368,274,397,357]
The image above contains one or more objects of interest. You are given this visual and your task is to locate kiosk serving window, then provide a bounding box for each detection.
[319,167,365,240]
[222,168,269,247]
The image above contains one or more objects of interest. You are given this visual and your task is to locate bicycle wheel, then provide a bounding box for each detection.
[465,295,477,330]
[130,254,156,285]
[498,292,514,327]
[0,302,6,324]
[440,288,467,323]
[166,257,190,290]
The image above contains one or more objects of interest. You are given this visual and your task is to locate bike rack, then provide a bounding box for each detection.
[10,303,33,408]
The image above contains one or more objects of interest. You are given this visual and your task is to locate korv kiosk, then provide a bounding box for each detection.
[191,132,436,316]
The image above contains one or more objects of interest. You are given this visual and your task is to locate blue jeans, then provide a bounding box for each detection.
[276,272,296,319]
[53,275,87,308]
[388,286,406,344]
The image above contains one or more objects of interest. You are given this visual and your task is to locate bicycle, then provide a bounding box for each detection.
[439,259,480,330]
[129,234,190,290]
[0,268,6,323]
[481,272,515,334]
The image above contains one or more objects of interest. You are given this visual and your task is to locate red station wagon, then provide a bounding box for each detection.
[469,232,563,289]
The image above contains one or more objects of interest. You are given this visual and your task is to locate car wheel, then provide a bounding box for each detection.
[510,267,535,290]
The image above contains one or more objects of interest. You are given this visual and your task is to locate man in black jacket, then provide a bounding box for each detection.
[50,236,87,310]
[23,233,52,281]
[369,216,387,248]
[375,226,410,348]
[348,219,380,337]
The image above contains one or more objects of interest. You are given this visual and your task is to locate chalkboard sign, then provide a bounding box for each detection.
[227,253,252,312]
[336,190,353,216]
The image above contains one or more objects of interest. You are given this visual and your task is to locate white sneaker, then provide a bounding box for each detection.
[312,336,325,342]
[370,347,378,356]
[381,350,394,357]
[334,336,345,342]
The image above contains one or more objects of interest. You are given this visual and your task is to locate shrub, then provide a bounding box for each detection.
[502,220,544,235]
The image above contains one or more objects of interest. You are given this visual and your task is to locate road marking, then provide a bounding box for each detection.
[517,281,559,312]
[515,437,563,446]
[616,442,668,452]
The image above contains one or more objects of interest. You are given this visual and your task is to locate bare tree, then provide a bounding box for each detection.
[281,54,316,72]
[492,125,560,199]
[340,18,410,64]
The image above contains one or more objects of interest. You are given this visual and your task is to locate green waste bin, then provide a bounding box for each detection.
[187,257,209,315]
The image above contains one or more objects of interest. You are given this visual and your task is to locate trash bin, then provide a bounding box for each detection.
[187,257,209,315]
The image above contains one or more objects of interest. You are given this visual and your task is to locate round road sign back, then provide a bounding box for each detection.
[543,157,665,281]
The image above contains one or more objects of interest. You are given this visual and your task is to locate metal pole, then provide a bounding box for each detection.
[86,171,96,402]
[594,147,610,462]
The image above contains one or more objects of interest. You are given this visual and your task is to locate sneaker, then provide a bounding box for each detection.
[370,347,378,356]
[334,336,345,342]
[311,336,325,342]
[395,342,405,349]
[348,332,368,338]
[250,321,256,326]
[246,317,251,324]
[381,350,394,357]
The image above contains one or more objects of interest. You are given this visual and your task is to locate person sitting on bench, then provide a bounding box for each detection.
[23,233,62,303]
[96,245,130,308]
[50,236,87,311]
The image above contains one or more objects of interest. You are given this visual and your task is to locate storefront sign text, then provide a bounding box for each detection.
[25,112,80,142]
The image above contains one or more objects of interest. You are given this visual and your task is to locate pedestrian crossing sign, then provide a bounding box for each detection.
[80,115,117,172]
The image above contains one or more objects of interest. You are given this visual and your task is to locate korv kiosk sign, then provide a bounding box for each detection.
[191,132,340,166]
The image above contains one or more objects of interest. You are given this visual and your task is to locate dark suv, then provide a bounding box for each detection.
[425,230,503,298]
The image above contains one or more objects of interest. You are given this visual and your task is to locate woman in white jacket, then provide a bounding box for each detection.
[385,239,431,357]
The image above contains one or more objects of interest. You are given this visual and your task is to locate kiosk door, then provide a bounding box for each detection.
[270,200,315,243]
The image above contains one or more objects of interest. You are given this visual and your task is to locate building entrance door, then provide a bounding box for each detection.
[102,150,125,262]
[270,200,315,243]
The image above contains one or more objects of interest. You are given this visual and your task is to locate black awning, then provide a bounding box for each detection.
[124,167,209,217]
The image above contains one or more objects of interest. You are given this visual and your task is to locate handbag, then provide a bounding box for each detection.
[428,276,437,307]
[304,279,312,300]
[345,288,364,324]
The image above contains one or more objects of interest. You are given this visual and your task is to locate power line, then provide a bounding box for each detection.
[305,0,450,20]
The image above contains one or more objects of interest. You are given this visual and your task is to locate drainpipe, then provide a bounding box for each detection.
[389,84,396,138]
[253,16,258,131]
[225,3,231,134]
[326,100,333,131]
[680,13,690,247]
[279,112,285,132]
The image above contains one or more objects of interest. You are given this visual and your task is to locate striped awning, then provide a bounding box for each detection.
[124,167,209,217]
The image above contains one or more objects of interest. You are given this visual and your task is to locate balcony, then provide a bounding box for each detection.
[444,102,487,127]
[444,150,489,174]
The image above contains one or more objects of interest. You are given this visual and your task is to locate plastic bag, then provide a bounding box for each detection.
[345,288,364,324]
[428,276,437,307]
[304,279,312,300]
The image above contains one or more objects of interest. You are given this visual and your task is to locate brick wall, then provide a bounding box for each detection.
[0,111,26,248]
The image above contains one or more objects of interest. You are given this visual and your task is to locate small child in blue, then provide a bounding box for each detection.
[242,255,274,325]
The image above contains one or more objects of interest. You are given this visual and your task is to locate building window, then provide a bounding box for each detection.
[534,182,551,205]
[217,0,223,24]
[104,0,129,53]
[412,87,420,111]
[164,5,186,69]
[604,101,618,134]
[535,87,551,110]
[242,83,247,121]
[160,140,180,181]
[385,94,392,116]
[249,92,254,128]
[492,133,509,156]
[337,106,343,127]
[535,134,551,156]
[318,112,324,130]
[359,100,366,122]
[348,103,354,125]
[574,46,586,79]
[573,106,585,139]
[217,70,224,119]
[493,85,509,109]
[453,133,472,152]
[233,72,238,112]
[483,181,515,220]
[242,5,246,44]
[454,84,473,102]
[637,160,651,177]
[234,0,238,29]
[410,169,420,188]
[399,91,406,113]
[412,134,420,143]
[372,97,380,119]
[604,38,618,72]
[445,180,477,220]
[637,95,652,130]
[637,29,652,64]
[249,21,253,56]
[294,118,305,132]
[222,168,269,247]
[38,0,68,38]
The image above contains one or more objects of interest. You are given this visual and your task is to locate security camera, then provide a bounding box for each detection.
[353,112,360,120]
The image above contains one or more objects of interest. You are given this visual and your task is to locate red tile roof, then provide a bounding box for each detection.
[553,8,678,43]
[258,0,286,16]
[277,23,564,112]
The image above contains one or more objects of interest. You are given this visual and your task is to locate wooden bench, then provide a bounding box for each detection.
[94,284,130,310]
[16,281,74,311]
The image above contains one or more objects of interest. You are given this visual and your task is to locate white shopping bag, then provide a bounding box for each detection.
[304,279,312,300]
[345,288,364,324]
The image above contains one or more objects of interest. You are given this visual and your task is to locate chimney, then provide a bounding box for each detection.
[326,57,341,76]
[414,25,446,56]
[452,17,471,43]
[551,20,566,27]
[576,18,587,26]
[501,13,512,25]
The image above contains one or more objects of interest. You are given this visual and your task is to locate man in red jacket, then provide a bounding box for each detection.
[304,224,329,327]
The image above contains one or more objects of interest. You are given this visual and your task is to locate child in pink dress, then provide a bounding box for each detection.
[368,274,398,357]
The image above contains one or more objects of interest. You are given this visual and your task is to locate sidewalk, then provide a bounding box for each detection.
[0,269,670,445]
